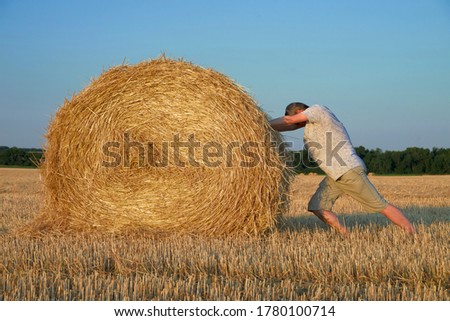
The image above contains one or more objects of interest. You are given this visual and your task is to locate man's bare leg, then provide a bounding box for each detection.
[380,204,415,235]
[311,210,348,235]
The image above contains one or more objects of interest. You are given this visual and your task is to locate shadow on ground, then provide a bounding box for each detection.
[279,206,450,233]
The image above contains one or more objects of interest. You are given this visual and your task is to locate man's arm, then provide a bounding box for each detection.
[269,113,308,131]
[269,117,298,131]
[283,113,308,125]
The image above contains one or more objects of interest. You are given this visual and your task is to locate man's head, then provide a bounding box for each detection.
[285,102,309,116]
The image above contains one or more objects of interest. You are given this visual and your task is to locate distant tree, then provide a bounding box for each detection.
[7,147,25,166]
[355,145,368,159]
[290,149,323,174]
[0,148,8,164]
[0,146,39,167]
[430,148,450,174]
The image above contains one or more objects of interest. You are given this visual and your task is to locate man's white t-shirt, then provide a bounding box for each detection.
[302,105,365,180]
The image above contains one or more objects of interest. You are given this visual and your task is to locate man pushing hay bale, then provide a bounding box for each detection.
[33,56,292,236]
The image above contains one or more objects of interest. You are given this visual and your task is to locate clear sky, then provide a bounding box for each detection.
[1,0,449,150]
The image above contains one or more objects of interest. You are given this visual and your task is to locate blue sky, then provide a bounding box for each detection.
[1,0,449,150]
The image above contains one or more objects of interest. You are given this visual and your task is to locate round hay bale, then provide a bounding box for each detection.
[35,57,292,236]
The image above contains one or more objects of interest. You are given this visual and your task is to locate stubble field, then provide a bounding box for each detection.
[1,168,449,300]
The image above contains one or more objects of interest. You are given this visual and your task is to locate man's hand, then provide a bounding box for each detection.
[283,113,308,125]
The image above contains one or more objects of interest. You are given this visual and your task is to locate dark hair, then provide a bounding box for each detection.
[285,102,309,116]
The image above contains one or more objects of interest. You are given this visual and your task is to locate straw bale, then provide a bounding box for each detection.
[33,57,292,235]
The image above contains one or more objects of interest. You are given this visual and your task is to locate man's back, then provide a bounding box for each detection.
[302,105,365,180]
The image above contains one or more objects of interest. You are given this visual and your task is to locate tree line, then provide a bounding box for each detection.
[290,146,449,175]
[0,146,42,167]
[0,145,449,174]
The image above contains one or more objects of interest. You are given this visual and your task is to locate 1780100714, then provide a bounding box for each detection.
[256,305,336,317]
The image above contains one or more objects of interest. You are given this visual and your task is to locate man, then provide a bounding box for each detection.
[270,102,415,235]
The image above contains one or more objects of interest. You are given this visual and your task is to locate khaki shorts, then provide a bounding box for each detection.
[308,166,388,213]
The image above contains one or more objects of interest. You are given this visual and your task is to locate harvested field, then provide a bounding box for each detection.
[1,169,449,300]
